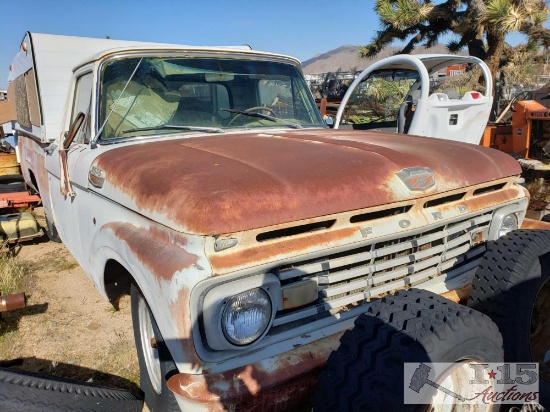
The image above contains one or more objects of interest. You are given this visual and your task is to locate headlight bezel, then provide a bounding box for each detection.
[488,203,525,240]
[497,213,518,238]
[201,273,281,351]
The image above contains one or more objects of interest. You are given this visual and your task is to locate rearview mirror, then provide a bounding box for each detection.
[63,112,86,150]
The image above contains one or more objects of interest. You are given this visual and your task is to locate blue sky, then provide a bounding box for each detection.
[0,0,378,89]
[0,0,539,90]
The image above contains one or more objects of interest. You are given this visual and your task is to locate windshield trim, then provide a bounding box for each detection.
[94,124,327,146]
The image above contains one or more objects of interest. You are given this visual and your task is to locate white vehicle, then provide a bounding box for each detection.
[3,33,549,411]
[334,54,493,145]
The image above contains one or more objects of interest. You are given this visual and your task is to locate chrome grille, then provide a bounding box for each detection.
[272,212,491,328]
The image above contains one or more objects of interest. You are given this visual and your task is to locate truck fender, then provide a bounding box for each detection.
[88,221,209,372]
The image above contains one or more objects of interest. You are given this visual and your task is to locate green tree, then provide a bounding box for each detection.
[344,77,414,123]
[360,0,550,81]
[501,43,548,98]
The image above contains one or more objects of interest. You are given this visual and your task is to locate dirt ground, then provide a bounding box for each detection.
[0,208,142,399]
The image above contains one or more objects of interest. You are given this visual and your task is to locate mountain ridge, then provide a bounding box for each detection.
[302,44,464,74]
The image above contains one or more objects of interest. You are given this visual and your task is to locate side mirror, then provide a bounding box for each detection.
[63,112,86,150]
[59,112,85,197]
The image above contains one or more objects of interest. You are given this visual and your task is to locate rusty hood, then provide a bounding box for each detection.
[92,129,521,235]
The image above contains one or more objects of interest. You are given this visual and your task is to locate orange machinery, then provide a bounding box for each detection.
[482,100,550,161]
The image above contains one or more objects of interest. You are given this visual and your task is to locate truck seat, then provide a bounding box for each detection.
[170,98,220,126]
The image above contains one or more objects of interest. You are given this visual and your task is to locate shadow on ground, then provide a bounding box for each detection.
[0,302,48,335]
[0,357,143,398]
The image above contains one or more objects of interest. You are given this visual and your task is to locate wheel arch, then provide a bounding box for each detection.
[88,221,210,371]
[103,258,134,310]
[28,168,39,193]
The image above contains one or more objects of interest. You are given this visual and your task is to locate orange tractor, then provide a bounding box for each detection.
[482,96,550,219]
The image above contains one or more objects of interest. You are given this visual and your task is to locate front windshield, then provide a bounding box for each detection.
[98,55,324,140]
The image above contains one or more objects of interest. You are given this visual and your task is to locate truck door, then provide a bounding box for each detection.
[45,70,94,268]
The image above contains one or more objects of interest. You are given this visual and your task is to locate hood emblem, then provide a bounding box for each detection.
[397,167,435,191]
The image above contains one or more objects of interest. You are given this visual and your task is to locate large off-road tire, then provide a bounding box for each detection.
[314,288,503,412]
[0,367,142,412]
[469,230,550,408]
[130,283,179,412]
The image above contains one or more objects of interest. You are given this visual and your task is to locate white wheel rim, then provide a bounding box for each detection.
[430,361,495,412]
[138,296,162,394]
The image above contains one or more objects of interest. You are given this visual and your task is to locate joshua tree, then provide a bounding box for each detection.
[360,0,550,82]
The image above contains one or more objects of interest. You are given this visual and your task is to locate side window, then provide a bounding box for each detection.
[71,72,93,144]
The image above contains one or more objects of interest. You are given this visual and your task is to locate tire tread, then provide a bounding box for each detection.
[314,289,502,412]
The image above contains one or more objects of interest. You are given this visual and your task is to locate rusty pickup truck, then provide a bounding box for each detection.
[4,32,549,411]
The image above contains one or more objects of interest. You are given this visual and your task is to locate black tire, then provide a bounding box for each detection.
[0,174,25,193]
[45,215,62,243]
[314,288,503,412]
[0,367,142,412]
[130,284,179,412]
[469,230,550,408]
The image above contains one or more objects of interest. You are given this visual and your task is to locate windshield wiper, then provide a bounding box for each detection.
[122,124,225,135]
[221,108,303,129]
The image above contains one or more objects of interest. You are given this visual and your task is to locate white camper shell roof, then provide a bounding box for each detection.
[8,32,298,142]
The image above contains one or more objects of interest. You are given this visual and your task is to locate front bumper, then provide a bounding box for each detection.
[167,332,343,412]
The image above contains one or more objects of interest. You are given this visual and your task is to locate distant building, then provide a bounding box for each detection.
[446,64,466,77]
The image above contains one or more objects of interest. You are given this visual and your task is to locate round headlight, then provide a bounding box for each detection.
[222,288,272,346]
[498,213,518,238]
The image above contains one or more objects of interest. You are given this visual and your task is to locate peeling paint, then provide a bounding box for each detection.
[101,222,198,282]
[170,287,202,370]
[167,332,341,411]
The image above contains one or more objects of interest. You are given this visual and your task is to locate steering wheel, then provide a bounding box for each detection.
[228,106,277,126]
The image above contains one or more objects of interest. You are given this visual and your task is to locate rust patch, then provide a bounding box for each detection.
[18,135,49,195]
[101,222,197,281]
[458,187,519,213]
[521,218,550,230]
[169,288,202,369]
[166,334,338,411]
[93,129,521,235]
[209,226,356,273]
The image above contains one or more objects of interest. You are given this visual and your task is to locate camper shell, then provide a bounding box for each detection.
[4,32,258,143]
